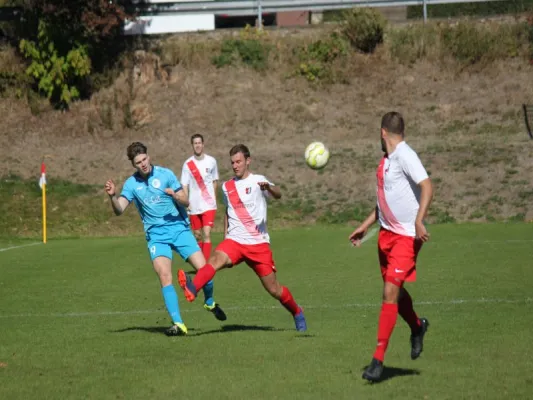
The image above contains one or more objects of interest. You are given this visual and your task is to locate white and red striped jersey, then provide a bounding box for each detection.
[222,173,273,245]
[376,141,429,237]
[180,155,219,215]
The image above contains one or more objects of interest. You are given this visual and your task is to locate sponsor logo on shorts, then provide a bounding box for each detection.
[394,268,404,274]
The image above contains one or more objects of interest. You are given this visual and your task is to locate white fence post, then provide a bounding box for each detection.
[258,0,263,28]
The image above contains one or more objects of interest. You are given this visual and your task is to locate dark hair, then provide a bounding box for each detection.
[229,144,250,159]
[381,112,405,136]
[191,134,204,144]
[127,142,147,161]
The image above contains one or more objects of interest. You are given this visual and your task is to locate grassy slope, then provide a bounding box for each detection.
[1,21,533,238]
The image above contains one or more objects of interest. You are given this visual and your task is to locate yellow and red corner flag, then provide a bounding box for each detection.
[39,162,47,243]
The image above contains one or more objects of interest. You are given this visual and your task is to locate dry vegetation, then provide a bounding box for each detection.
[2,18,533,237]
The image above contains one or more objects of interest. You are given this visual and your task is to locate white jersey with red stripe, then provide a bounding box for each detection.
[222,173,273,245]
[180,155,219,215]
[376,141,429,237]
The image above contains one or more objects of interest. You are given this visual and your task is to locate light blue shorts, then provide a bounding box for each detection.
[146,225,200,262]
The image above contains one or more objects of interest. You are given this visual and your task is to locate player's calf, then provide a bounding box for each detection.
[260,275,306,331]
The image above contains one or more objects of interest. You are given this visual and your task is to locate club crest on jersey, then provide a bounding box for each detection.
[151,178,161,189]
[245,187,252,194]
[206,168,209,173]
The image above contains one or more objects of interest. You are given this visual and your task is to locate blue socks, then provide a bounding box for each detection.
[203,280,215,307]
[162,284,182,324]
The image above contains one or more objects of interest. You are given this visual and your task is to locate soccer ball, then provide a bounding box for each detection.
[305,142,330,170]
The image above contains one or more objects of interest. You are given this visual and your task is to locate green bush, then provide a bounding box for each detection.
[20,22,91,108]
[440,22,526,65]
[295,32,348,82]
[212,39,271,70]
[341,8,387,53]
[5,1,132,106]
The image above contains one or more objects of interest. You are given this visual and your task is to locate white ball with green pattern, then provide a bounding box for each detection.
[305,142,330,169]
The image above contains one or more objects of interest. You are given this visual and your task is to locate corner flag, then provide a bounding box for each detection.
[39,162,47,243]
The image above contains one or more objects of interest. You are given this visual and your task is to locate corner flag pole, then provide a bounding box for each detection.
[39,162,47,244]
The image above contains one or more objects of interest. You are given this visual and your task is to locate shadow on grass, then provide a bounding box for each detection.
[112,326,198,335]
[361,365,421,383]
[112,324,296,336]
[189,324,287,336]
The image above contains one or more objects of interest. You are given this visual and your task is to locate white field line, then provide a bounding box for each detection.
[0,297,531,319]
[0,242,42,252]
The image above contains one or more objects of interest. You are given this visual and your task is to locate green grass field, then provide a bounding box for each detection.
[1,223,532,399]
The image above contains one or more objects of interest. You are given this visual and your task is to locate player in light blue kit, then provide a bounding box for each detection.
[104,142,226,336]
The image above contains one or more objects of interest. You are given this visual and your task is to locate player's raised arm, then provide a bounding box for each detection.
[258,181,281,199]
[104,179,130,216]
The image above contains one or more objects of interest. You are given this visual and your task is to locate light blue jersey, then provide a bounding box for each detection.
[120,165,199,261]
[121,165,189,231]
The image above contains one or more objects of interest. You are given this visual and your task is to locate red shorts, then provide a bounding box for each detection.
[378,228,422,286]
[189,210,216,230]
[215,239,277,277]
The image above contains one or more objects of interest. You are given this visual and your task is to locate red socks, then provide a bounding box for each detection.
[202,242,212,261]
[280,286,300,316]
[373,303,399,362]
[197,241,212,262]
[193,264,216,291]
[398,290,422,334]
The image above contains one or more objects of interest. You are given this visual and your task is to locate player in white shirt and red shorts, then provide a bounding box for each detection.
[177,144,307,332]
[181,134,219,262]
[349,112,434,382]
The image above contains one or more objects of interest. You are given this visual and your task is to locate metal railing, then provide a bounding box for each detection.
[127,0,501,24]
[0,1,505,26]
